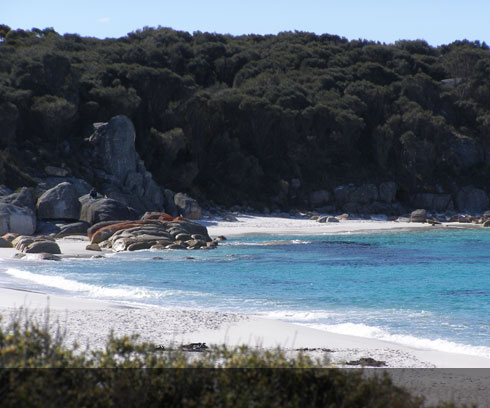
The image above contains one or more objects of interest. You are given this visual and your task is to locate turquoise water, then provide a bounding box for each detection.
[2,228,490,357]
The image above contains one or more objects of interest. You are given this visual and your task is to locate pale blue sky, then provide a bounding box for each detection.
[3,0,489,46]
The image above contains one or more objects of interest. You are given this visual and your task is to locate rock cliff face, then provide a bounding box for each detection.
[88,116,138,182]
[84,115,164,214]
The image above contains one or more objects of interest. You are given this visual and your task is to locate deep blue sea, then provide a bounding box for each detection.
[1,228,490,357]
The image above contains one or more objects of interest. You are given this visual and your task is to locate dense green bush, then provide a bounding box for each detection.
[1,25,490,206]
[0,310,460,407]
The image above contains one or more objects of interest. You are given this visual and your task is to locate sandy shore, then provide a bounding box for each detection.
[203,215,444,237]
[1,216,489,405]
[1,286,490,406]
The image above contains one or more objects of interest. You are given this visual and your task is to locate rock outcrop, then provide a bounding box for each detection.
[0,203,36,235]
[36,182,81,220]
[85,115,164,213]
[88,216,216,252]
[79,195,139,225]
[0,187,36,212]
[12,235,61,254]
[174,193,202,219]
[410,209,427,223]
[55,221,91,238]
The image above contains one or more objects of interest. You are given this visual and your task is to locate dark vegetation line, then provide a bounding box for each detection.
[1,24,489,210]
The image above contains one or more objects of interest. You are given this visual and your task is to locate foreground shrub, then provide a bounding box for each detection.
[0,310,459,407]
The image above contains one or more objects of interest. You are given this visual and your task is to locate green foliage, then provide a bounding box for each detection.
[2,27,490,207]
[0,310,459,407]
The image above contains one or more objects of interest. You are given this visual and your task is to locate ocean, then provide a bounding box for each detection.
[1,228,490,358]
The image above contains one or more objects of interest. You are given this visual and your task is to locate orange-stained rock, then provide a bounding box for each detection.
[141,212,175,221]
[90,220,160,244]
[2,232,19,242]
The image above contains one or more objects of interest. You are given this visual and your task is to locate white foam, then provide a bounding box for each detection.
[3,268,208,302]
[309,322,490,359]
[259,309,337,321]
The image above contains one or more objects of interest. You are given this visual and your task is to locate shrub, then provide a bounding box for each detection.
[0,309,459,407]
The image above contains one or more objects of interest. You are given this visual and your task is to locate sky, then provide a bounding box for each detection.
[3,0,489,46]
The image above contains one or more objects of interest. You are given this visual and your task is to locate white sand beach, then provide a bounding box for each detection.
[1,216,490,405]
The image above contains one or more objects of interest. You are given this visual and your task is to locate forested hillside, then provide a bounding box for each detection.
[1,25,490,211]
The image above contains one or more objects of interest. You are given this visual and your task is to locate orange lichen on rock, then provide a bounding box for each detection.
[90,220,159,244]
[142,212,188,222]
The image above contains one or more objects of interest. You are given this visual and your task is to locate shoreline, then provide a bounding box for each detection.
[1,285,490,369]
[0,216,489,370]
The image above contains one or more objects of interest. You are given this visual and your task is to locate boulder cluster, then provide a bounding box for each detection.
[0,114,215,258]
[88,214,219,252]
[0,212,220,259]
[408,208,490,226]
[0,115,205,245]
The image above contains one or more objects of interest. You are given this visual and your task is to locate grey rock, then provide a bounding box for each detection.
[79,195,139,224]
[88,115,137,181]
[0,187,36,212]
[327,216,339,223]
[125,172,145,197]
[483,220,490,228]
[56,221,91,238]
[86,243,102,251]
[37,182,80,220]
[175,233,191,241]
[12,235,37,252]
[142,177,165,211]
[174,192,201,220]
[410,209,427,223]
[101,184,147,215]
[223,214,238,222]
[35,221,61,236]
[21,253,61,261]
[186,239,206,249]
[317,216,328,223]
[456,186,489,214]
[0,203,36,235]
[0,237,12,248]
[127,241,155,251]
[166,243,185,250]
[36,177,92,198]
[378,182,397,204]
[25,240,61,254]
